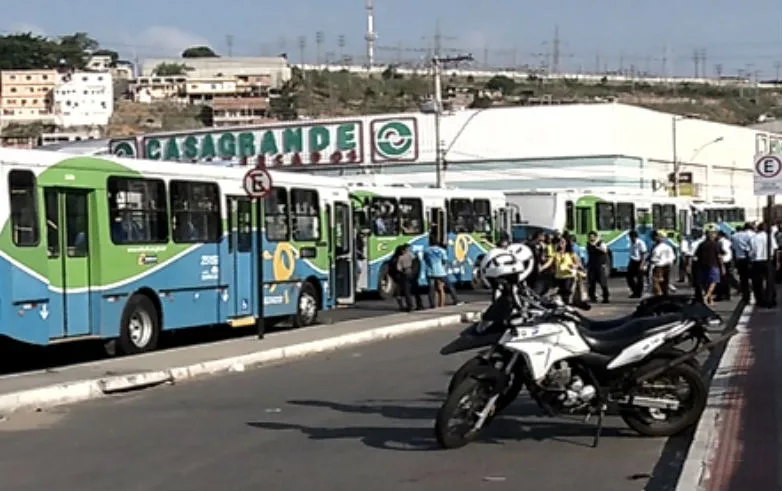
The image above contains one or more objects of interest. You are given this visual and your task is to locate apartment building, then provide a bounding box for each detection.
[0,69,57,127]
[87,55,134,80]
[130,76,187,103]
[140,56,291,88]
[207,97,268,127]
[52,71,115,127]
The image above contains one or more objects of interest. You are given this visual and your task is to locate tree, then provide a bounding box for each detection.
[153,63,190,76]
[57,32,99,68]
[485,75,515,94]
[0,31,102,70]
[182,46,218,58]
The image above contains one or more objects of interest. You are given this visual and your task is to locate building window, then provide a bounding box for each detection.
[42,75,48,80]
[25,75,31,80]
[10,87,16,93]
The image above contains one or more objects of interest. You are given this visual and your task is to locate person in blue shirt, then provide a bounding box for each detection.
[423,238,448,308]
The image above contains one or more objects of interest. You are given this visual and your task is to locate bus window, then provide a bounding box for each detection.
[652,204,662,229]
[264,187,289,241]
[737,208,746,222]
[473,199,492,233]
[616,202,635,231]
[596,202,615,231]
[170,180,221,243]
[8,169,39,247]
[565,200,575,231]
[107,177,168,244]
[576,207,591,235]
[290,188,320,241]
[399,198,423,235]
[237,199,253,252]
[371,196,398,236]
[636,208,649,226]
[449,198,473,233]
[661,204,677,229]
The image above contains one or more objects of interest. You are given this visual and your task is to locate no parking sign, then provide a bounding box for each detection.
[753,154,782,196]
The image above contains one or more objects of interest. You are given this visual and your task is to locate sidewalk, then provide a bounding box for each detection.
[676,304,781,491]
[0,303,486,415]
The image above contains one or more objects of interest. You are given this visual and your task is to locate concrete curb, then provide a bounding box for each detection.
[674,304,754,491]
[0,311,481,415]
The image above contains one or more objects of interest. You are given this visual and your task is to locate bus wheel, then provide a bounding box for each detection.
[293,282,319,328]
[377,263,395,300]
[116,295,160,355]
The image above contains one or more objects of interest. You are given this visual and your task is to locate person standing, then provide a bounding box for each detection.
[423,237,448,308]
[586,231,610,303]
[553,237,580,305]
[749,223,778,308]
[694,230,723,306]
[392,244,423,312]
[626,230,647,298]
[716,230,736,301]
[648,231,675,297]
[732,223,754,303]
[678,233,694,283]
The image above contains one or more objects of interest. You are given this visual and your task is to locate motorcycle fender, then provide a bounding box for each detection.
[469,365,508,388]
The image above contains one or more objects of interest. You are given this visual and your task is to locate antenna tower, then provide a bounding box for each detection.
[365,0,377,66]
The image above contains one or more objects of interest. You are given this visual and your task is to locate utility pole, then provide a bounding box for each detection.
[775,61,781,81]
[337,34,346,63]
[700,49,707,78]
[661,44,668,80]
[277,36,287,55]
[595,52,601,74]
[552,25,561,73]
[226,35,234,57]
[433,53,473,188]
[715,63,723,83]
[298,36,307,65]
[692,49,699,78]
[315,31,325,65]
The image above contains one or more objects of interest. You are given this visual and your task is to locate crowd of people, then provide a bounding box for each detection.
[386,221,781,313]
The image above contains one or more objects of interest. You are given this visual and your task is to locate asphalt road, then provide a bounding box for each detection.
[0,295,741,491]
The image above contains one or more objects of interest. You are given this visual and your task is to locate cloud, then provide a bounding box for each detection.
[125,26,212,57]
[5,22,47,36]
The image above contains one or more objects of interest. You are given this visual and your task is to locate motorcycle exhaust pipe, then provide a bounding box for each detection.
[627,395,681,411]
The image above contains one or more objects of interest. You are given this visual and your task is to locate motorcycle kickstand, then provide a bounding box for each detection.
[591,405,607,448]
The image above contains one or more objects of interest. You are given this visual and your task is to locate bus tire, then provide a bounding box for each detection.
[293,282,319,328]
[377,263,395,300]
[116,294,161,356]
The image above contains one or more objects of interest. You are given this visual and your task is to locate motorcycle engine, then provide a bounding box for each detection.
[541,361,597,409]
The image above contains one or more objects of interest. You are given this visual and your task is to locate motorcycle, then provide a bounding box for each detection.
[444,283,702,412]
[434,295,728,449]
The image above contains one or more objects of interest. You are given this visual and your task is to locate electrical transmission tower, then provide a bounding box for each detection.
[298,36,307,65]
[226,35,234,57]
[315,31,325,65]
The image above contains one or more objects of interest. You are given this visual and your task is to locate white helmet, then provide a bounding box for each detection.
[480,243,535,286]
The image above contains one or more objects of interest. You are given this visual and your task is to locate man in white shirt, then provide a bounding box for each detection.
[750,222,779,307]
[648,231,675,297]
[678,234,693,283]
[626,230,647,298]
[732,223,755,303]
[716,230,736,301]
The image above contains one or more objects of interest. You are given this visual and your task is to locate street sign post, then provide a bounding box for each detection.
[243,168,273,199]
[753,154,782,196]
[753,154,780,306]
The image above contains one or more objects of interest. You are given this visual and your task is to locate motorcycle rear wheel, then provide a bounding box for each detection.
[435,378,495,449]
[620,361,707,437]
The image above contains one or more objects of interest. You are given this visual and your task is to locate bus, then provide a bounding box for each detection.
[0,147,355,355]
[692,203,747,234]
[507,191,692,273]
[347,181,513,297]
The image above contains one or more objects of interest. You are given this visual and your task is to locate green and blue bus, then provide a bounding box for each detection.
[0,147,355,354]
[508,191,693,273]
[347,181,513,297]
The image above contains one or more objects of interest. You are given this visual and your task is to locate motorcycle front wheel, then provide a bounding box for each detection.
[448,356,523,413]
[435,378,496,449]
[619,361,707,437]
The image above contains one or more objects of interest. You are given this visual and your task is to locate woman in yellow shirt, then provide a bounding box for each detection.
[553,237,582,304]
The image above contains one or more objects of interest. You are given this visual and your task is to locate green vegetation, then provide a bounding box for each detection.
[0,32,118,70]
[181,46,218,58]
[153,62,191,76]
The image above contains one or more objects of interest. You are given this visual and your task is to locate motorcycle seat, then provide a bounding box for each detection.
[581,313,685,356]
[576,313,635,331]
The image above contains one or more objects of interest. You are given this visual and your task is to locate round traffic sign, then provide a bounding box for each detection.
[755,155,782,178]
[243,168,273,198]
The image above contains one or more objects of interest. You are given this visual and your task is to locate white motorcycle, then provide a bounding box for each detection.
[434,299,728,449]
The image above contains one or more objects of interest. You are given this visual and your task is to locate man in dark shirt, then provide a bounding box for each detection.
[586,231,610,303]
[694,230,724,305]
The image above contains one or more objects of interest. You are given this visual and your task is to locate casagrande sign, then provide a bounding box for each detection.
[110,116,419,167]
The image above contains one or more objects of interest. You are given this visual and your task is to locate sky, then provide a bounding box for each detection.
[3,0,782,78]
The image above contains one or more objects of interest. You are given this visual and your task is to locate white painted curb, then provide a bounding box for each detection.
[674,304,754,491]
[0,312,477,415]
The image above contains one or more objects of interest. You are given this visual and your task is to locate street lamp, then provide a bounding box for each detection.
[672,114,718,197]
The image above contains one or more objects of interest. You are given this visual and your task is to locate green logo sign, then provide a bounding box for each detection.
[371,118,417,162]
[117,122,364,166]
[110,140,137,158]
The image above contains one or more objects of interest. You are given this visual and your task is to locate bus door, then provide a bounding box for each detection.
[333,201,355,304]
[44,188,93,339]
[430,206,446,244]
[226,196,256,318]
[679,208,690,236]
[575,206,592,238]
